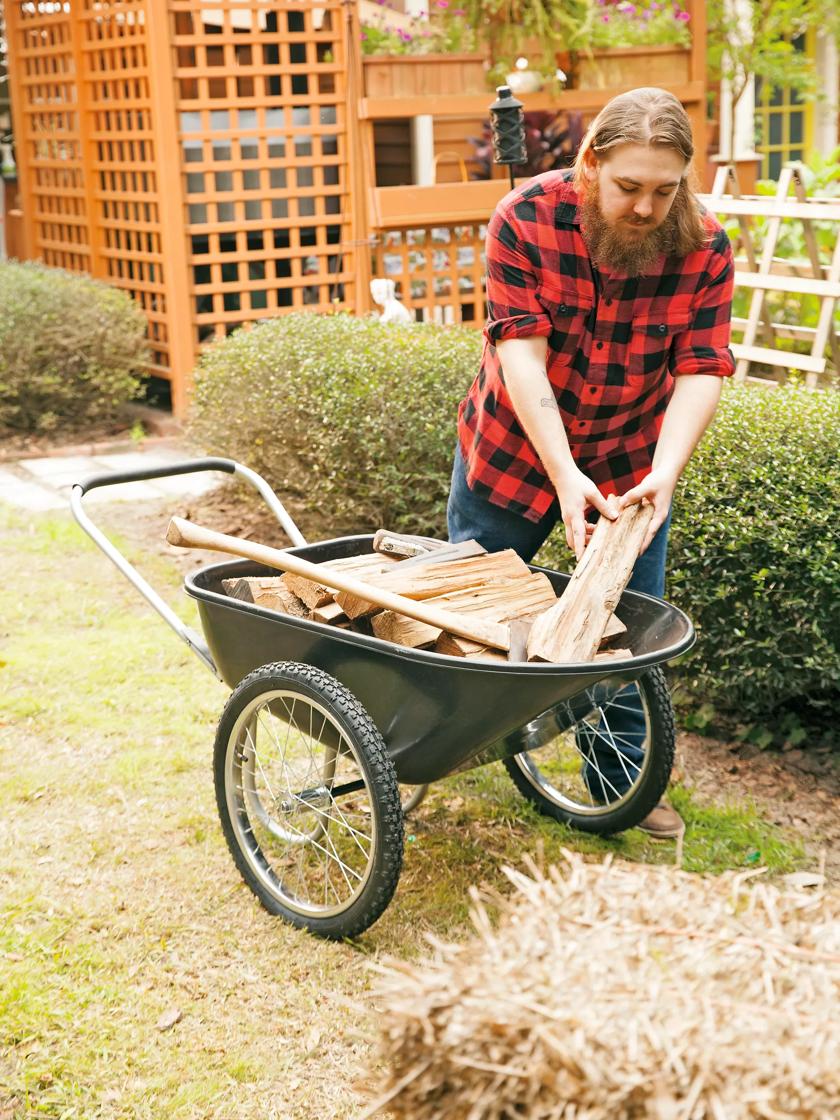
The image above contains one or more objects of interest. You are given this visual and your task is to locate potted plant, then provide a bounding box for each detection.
[463,0,693,90]
[361,1,488,99]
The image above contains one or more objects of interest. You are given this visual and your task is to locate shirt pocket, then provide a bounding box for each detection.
[628,313,692,381]
[537,284,593,359]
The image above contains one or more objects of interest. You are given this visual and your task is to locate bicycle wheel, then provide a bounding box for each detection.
[214,661,403,938]
[503,667,675,834]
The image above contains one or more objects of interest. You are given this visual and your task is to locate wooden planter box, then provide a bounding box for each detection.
[573,45,691,91]
[363,52,488,99]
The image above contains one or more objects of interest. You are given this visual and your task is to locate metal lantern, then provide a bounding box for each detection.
[489,85,526,188]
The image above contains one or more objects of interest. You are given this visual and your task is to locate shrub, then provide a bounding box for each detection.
[0,261,147,432]
[189,312,482,536]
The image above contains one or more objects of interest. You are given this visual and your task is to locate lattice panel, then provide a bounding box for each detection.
[80,0,170,375]
[10,1,89,271]
[170,0,353,343]
[373,224,487,325]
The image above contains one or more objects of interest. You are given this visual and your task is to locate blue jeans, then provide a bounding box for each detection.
[447,447,670,797]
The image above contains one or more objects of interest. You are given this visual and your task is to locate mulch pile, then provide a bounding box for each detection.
[361,851,839,1119]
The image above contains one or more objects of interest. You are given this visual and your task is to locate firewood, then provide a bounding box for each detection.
[527,504,655,664]
[282,552,398,609]
[601,614,627,642]
[166,518,513,651]
[335,550,531,619]
[311,600,347,625]
[222,576,309,617]
[592,647,633,662]
[371,612,439,648]
[370,573,556,650]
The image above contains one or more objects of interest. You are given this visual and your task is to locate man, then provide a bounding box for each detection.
[448,87,735,838]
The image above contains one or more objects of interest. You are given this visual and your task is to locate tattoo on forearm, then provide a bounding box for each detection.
[540,397,556,409]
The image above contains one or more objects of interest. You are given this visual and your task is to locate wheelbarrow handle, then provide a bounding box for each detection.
[70,457,308,678]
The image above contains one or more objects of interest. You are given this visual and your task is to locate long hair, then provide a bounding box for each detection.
[573,87,707,255]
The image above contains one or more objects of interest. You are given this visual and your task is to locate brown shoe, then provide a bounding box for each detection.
[636,801,684,840]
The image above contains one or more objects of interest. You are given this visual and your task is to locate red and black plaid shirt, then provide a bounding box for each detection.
[458,169,735,522]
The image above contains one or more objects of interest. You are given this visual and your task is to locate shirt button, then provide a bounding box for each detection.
[559,304,567,313]
[589,387,597,394]
[605,299,612,306]
[577,421,586,428]
[596,341,604,350]
[658,324,667,333]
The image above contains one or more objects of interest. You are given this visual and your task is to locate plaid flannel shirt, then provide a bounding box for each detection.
[458,169,735,522]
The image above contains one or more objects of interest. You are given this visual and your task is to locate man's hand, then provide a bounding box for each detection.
[618,466,678,552]
[554,465,619,561]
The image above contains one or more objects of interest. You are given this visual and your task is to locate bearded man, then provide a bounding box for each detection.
[447,87,735,839]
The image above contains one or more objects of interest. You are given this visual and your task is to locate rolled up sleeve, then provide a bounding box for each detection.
[483,206,553,344]
[671,231,736,378]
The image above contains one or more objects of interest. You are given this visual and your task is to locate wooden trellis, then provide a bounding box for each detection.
[698,164,840,387]
[5,0,359,414]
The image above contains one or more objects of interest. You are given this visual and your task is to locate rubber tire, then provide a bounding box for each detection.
[503,667,675,835]
[214,661,404,939]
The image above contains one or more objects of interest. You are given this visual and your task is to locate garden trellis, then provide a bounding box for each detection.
[699,163,840,387]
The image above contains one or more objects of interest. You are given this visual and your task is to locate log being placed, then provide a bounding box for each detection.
[527,503,654,664]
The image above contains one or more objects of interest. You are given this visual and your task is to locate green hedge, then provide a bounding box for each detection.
[0,261,147,432]
[189,312,482,536]
[189,313,839,729]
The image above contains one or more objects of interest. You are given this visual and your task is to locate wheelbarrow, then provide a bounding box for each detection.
[71,458,694,939]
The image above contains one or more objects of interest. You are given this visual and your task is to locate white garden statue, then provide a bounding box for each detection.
[370,277,412,324]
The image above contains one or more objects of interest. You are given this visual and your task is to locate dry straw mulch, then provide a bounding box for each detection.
[361,852,839,1120]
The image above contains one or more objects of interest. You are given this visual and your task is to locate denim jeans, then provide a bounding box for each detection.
[447,446,671,797]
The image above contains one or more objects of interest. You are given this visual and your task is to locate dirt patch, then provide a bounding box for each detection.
[677,731,839,881]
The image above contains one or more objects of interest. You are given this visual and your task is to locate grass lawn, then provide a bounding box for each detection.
[0,501,806,1119]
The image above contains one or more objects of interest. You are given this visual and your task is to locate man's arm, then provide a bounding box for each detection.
[496,336,617,560]
[618,373,723,551]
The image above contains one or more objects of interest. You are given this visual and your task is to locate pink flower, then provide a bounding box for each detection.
[436,0,449,7]
[676,9,690,19]
[601,13,610,21]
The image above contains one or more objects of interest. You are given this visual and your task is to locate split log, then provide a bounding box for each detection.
[601,614,627,642]
[221,576,309,617]
[282,552,398,609]
[310,600,347,625]
[336,549,530,619]
[527,504,654,664]
[592,647,633,662]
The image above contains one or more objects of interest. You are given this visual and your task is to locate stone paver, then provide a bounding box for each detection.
[0,445,220,512]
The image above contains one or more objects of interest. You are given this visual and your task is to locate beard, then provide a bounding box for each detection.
[579,177,689,277]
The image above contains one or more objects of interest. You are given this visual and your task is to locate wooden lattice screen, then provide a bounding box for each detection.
[373,223,487,326]
[5,0,357,413]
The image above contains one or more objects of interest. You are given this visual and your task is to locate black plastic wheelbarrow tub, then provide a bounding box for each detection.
[187,533,694,786]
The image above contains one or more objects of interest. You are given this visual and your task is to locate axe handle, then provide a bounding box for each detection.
[166,517,511,653]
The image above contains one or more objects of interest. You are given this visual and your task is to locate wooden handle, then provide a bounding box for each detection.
[166,517,511,652]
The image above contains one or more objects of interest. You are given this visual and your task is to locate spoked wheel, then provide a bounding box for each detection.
[214,662,403,939]
[504,667,675,834]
